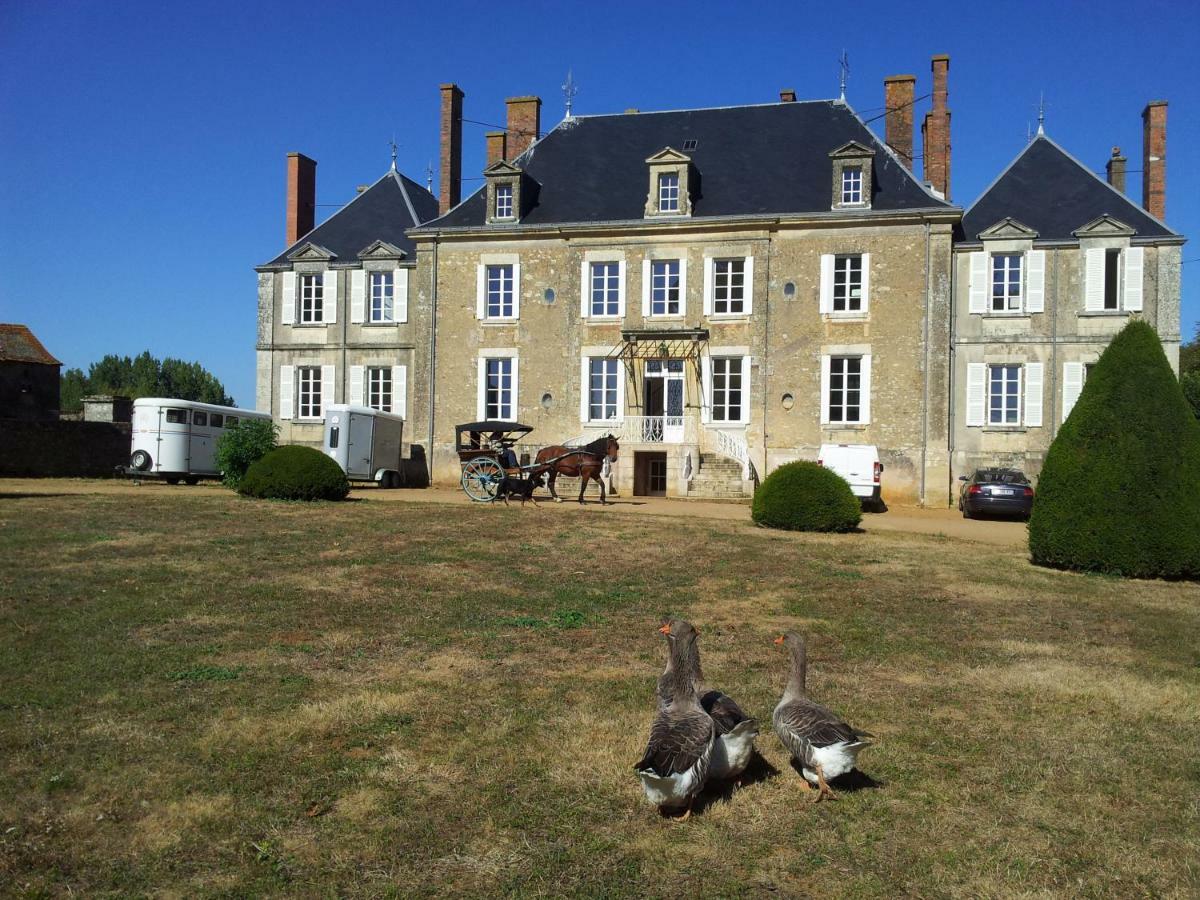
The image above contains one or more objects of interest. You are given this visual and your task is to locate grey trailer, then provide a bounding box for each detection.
[323,404,405,487]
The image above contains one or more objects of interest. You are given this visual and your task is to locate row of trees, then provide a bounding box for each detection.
[61,352,233,412]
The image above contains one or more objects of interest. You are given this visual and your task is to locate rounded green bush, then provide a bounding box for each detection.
[1029,320,1200,579]
[238,445,350,502]
[752,461,862,532]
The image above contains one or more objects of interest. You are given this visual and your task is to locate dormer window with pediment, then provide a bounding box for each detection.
[484,160,524,224]
[644,148,692,218]
[829,142,874,210]
[281,243,339,326]
[968,218,1043,316]
[1073,215,1142,314]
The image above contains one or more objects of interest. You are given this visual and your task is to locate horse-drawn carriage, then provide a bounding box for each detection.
[454,420,619,504]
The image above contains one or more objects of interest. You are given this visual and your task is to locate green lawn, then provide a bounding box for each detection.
[1,488,1198,897]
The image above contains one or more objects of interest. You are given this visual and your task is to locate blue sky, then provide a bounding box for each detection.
[2,0,1197,408]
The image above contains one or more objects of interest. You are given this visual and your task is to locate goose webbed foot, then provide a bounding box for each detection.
[813,763,838,803]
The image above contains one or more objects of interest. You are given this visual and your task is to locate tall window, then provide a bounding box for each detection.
[369,271,394,322]
[991,253,1022,312]
[487,264,514,318]
[651,260,681,315]
[367,367,392,412]
[591,262,620,317]
[711,357,744,422]
[988,364,1021,425]
[841,167,863,204]
[833,255,863,312]
[658,172,679,212]
[485,358,513,419]
[298,366,322,418]
[588,359,619,421]
[300,275,323,323]
[1103,249,1121,310]
[712,259,745,315]
[495,184,513,219]
[828,356,862,423]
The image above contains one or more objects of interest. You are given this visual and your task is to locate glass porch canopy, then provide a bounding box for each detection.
[607,328,708,408]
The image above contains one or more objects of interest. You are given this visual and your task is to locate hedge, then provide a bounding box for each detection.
[751,461,862,533]
[238,445,350,502]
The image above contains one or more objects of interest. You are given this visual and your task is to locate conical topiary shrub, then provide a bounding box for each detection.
[1029,320,1200,578]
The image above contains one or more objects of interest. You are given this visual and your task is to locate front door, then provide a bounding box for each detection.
[644,360,685,442]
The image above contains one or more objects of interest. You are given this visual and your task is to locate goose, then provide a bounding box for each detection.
[634,620,715,819]
[772,632,872,802]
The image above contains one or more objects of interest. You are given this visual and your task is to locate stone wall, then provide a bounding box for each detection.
[0,419,130,477]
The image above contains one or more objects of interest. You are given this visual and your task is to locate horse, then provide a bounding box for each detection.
[534,434,620,505]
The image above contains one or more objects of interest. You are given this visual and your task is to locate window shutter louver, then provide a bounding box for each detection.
[968,252,987,314]
[510,357,519,420]
[1063,362,1084,421]
[350,365,364,406]
[860,253,871,312]
[860,353,872,424]
[819,254,834,314]
[641,259,651,317]
[281,272,296,325]
[819,354,831,424]
[740,355,751,423]
[350,270,365,323]
[703,257,713,316]
[677,258,687,316]
[1084,248,1105,311]
[320,365,335,417]
[476,358,487,420]
[395,267,408,323]
[579,357,589,422]
[743,255,755,316]
[323,270,338,323]
[580,261,590,318]
[966,363,986,426]
[1025,250,1045,313]
[279,364,294,419]
[512,261,521,319]
[393,365,406,418]
[617,260,627,318]
[1122,247,1143,311]
[1024,362,1043,427]
[700,354,712,424]
[476,264,486,319]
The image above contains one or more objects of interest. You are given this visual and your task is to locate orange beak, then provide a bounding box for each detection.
[773,635,785,645]
[658,622,671,635]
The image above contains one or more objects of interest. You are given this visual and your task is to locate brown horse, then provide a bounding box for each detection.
[535,434,620,504]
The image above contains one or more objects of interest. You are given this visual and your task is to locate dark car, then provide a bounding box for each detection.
[958,468,1034,520]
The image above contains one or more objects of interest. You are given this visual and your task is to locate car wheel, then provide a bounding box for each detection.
[962,506,971,519]
[165,477,181,485]
[184,476,200,485]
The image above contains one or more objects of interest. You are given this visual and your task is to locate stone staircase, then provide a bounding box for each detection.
[685,453,752,500]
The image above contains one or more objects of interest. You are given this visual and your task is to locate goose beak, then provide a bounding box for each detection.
[773,635,785,645]
[658,623,671,635]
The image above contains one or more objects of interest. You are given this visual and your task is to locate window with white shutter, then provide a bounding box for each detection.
[1025,250,1045,314]
[394,267,409,323]
[1122,247,1143,311]
[281,272,296,325]
[350,270,366,323]
[968,251,987,314]
[349,365,365,406]
[279,364,294,419]
[1084,248,1106,311]
[819,254,834,314]
[322,270,338,324]
[1023,362,1043,427]
[965,363,986,427]
[320,365,334,418]
[1062,362,1085,421]
[392,365,407,418]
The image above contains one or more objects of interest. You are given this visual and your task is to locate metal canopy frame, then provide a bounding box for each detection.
[608,329,708,409]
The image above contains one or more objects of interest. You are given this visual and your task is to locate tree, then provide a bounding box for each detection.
[1029,320,1200,579]
[59,352,234,408]
[59,368,89,414]
[1181,324,1200,420]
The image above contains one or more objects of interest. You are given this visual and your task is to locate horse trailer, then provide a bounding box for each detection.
[126,398,272,484]
[323,405,405,487]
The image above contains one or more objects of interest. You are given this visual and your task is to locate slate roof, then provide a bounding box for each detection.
[960,135,1178,243]
[0,324,61,365]
[261,169,439,268]
[420,100,951,230]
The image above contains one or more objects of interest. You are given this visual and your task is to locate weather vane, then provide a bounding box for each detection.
[562,68,578,118]
[389,135,398,171]
[838,51,850,103]
[426,161,433,194]
[1036,92,1046,136]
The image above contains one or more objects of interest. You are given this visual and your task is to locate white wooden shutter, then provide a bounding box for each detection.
[476,358,487,420]
[279,364,294,420]
[281,272,296,325]
[1122,247,1143,311]
[617,260,627,318]
[968,251,987,314]
[512,260,521,318]
[819,254,834,314]
[1023,362,1043,427]
[320,365,335,417]
[1084,248,1105,311]
[510,357,519,419]
[349,365,364,406]
[819,354,831,423]
[476,264,486,319]
[580,260,591,318]
[740,355,751,423]
[395,268,408,323]
[641,259,651,317]
[743,255,755,316]
[859,253,871,313]
[859,353,872,424]
[966,363,986,427]
[322,270,338,323]
[350,270,365,323]
[392,365,406,418]
[1063,362,1084,421]
[1025,250,1045,314]
[703,257,714,316]
[579,357,590,422]
[677,258,687,316]
[700,354,712,424]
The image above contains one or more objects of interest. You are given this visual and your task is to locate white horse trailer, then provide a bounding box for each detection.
[323,404,405,487]
[127,398,271,484]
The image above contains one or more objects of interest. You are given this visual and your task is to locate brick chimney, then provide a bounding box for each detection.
[1105,147,1127,194]
[883,74,916,168]
[1141,100,1167,219]
[486,130,508,165]
[920,54,951,200]
[439,83,464,215]
[779,88,797,102]
[506,96,541,159]
[285,152,316,247]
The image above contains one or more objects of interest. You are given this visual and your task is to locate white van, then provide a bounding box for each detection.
[127,398,271,484]
[323,405,405,487]
[818,443,884,510]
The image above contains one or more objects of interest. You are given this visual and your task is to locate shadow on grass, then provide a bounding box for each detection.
[692,750,781,814]
[0,493,74,500]
[786,758,884,793]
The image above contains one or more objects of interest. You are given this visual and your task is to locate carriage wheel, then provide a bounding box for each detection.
[461,458,504,502]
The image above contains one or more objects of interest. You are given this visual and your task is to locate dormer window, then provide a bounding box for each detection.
[841,167,863,205]
[658,173,680,213]
[644,147,693,218]
[828,141,874,210]
[494,184,514,219]
[483,160,525,225]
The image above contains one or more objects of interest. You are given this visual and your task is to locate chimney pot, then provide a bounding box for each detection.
[779,88,797,102]
[1106,146,1127,194]
[439,83,464,215]
[505,96,542,159]
[921,55,952,200]
[1141,100,1167,219]
[285,152,316,248]
[883,74,916,168]
[485,131,508,165]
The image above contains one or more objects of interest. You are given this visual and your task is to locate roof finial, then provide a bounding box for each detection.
[389,135,398,171]
[426,161,433,194]
[1037,92,1046,136]
[838,50,850,103]
[562,68,578,119]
